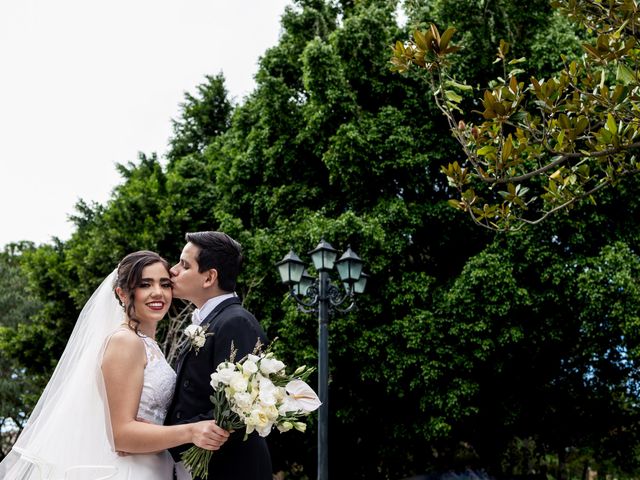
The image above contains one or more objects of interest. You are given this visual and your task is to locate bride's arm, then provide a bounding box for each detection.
[101,331,229,454]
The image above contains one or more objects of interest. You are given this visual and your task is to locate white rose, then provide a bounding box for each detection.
[258,377,278,406]
[229,371,248,392]
[216,361,235,371]
[210,372,222,389]
[273,385,286,403]
[247,354,261,363]
[263,403,279,421]
[232,392,254,413]
[242,359,258,376]
[259,357,285,375]
[184,324,200,338]
[211,364,236,387]
[245,409,273,437]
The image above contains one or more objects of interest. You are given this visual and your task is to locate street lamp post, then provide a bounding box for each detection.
[276,239,368,480]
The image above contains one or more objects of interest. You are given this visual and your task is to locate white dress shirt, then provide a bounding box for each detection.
[191,292,237,325]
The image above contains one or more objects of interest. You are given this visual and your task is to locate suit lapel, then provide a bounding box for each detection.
[175,297,241,377]
[199,297,240,329]
[174,337,192,375]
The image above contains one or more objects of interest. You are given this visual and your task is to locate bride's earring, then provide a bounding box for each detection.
[115,287,127,309]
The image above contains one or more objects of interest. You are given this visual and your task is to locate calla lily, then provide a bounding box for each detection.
[284,379,321,412]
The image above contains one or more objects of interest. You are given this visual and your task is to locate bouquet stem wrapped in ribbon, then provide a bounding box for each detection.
[181,341,321,479]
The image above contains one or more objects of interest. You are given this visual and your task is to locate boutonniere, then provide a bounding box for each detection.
[183,325,213,355]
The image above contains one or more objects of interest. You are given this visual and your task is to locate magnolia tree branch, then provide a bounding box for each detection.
[163,301,193,365]
[390,0,640,231]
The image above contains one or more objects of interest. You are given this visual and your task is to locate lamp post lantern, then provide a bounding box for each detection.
[276,239,367,480]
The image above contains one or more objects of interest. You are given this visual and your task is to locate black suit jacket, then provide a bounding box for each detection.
[165,297,272,480]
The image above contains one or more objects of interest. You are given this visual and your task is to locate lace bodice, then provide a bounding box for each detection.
[137,336,177,425]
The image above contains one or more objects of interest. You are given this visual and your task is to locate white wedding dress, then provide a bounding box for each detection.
[110,333,177,479]
[0,271,184,480]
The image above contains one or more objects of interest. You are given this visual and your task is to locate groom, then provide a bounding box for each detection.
[165,231,273,480]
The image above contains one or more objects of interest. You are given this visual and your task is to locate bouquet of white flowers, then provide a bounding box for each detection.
[181,341,321,479]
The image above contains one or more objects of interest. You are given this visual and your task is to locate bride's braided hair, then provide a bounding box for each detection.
[114,250,170,334]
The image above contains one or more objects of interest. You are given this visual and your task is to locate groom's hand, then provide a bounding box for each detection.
[191,420,230,451]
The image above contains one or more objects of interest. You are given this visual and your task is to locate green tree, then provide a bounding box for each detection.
[4,1,640,478]
[167,73,233,165]
[391,0,640,231]
[0,244,47,460]
[0,69,240,374]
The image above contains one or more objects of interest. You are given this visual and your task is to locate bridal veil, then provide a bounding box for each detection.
[0,270,124,480]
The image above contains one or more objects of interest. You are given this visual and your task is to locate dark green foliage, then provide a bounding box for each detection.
[0,244,48,460]
[403,0,569,84]
[394,0,636,230]
[167,73,233,165]
[2,1,640,478]
[0,243,42,329]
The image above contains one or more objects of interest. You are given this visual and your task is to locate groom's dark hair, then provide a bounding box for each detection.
[186,231,243,292]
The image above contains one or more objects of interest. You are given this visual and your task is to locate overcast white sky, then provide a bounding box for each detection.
[0,0,292,249]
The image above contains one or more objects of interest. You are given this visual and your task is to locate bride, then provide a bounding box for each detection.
[0,250,229,479]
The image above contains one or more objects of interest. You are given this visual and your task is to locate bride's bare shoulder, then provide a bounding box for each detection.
[103,328,145,358]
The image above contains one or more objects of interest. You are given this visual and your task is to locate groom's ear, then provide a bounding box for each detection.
[202,269,218,288]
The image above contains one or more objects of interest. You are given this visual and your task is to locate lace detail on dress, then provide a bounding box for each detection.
[137,336,177,425]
